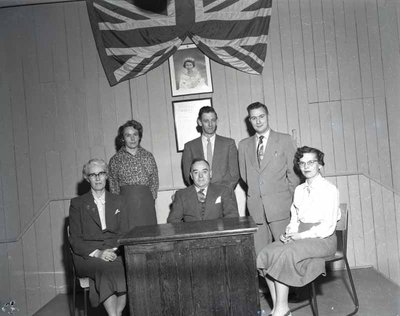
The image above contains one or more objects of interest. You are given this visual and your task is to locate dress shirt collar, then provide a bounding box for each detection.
[304,173,323,192]
[195,185,208,196]
[256,129,270,143]
[91,190,105,204]
[202,134,216,142]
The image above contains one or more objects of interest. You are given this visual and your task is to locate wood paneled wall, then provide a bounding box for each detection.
[0,0,399,314]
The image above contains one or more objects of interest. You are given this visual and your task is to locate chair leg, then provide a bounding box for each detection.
[73,279,77,316]
[83,288,88,316]
[343,257,359,315]
[310,281,318,316]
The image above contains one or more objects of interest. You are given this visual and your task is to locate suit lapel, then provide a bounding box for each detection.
[247,135,259,171]
[204,184,217,218]
[193,137,204,159]
[212,135,224,169]
[104,192,115,231]
[83,192,102,228]
[259,130,278,171]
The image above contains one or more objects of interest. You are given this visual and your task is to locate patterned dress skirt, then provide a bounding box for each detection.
[73,255,126,307]
[120,184,157,228]
[256,222,337,287]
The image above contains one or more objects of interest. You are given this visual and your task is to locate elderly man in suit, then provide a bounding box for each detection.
[168,159,239,222]
[69,158,129,316]
[182,106,239,191]
[238,102,299,253]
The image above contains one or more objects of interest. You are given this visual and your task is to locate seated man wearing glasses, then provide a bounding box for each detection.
[167,158,239,223]
[69,158,129,316]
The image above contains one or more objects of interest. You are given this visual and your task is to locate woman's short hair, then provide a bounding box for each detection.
[82,158,108,178]
[294,146,325,166]
[183,57,195,68]
[117,120,143,147]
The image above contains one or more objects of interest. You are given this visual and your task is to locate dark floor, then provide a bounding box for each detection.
[34,267,400,316]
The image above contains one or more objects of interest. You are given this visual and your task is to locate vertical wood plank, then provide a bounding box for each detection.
[7,240,27,315]
[278,0,300,136]
[35,206,57,306]
[22,226,41,315]
[310,0,329,102]
[370,181,389,277]
[0,244,11,303]
[381,188,400,284]
[341,100,357,172]
[289,0,311,147]
[50,200,68,294]
[0,84,20,239]
[322,0,340,101]
[319,102,335,173]
[359,176,377,268]
[348,175,366,266]
[270,0,288,132]
[354,0,373,98]
[300,0,318,103]
[64,2,85,81]
[366,0,385,97]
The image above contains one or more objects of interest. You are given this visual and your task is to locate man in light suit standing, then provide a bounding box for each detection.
[182,106,239,191]
[238,102,299,253]
[168,159,238,223]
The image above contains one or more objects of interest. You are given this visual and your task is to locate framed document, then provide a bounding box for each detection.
[169,44,213,97]
[172,98,212,152]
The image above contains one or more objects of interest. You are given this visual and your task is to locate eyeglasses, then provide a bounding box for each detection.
[298,160,318,168]
[87,171,107,179]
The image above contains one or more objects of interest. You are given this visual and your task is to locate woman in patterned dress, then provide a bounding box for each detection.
[257,146,341,316]
[109,120,159,227]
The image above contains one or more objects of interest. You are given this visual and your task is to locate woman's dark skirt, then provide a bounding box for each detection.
[73,254,126,307]
[120,184,157,228]
[257,223,337,287]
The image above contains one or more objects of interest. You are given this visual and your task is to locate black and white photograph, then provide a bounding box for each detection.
[169,43,213,97]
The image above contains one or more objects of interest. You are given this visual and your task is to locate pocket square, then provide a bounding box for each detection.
[114,209,120,215]
[215,196,221,204]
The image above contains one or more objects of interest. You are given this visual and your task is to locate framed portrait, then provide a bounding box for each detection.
[172,98,212,152]
[169,43,213,97]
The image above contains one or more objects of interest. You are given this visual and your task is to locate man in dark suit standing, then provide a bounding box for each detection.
[182,106,239,191]
[168,159,239,223]
[238,102,299,254]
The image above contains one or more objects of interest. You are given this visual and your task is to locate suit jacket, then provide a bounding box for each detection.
[167,183,239,223]
[238,130,299,223]
[182,134,239,190]
[69,191,129,259]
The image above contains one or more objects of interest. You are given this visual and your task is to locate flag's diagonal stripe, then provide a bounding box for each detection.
[192,35,265,72]
[106,38,182,57]
[114,41,181,82]
[195,8,271,22]
[94,2,133,22]
[204,0,249,13]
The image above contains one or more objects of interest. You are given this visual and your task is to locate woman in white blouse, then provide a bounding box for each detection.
[257,146,341,316]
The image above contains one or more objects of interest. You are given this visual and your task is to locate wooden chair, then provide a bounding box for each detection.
[292,203,359,315]
[67,226,90,316]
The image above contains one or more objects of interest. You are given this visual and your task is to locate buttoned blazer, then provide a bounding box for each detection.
[182,134,239,190]
[69,191,129,258]
[167,183,239,223]
[238,130,299,223]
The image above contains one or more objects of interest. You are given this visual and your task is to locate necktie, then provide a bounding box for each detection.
[257,135,264,167]
[206,137,213,168]
[197,189,206,203]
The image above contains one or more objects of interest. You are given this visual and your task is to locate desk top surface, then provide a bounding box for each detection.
[118,216,257,245]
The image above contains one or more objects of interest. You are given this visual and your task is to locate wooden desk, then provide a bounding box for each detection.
[119,216,259,316]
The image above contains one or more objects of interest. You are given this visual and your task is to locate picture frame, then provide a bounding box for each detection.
[169,43,213,97]
[172,98,213,152]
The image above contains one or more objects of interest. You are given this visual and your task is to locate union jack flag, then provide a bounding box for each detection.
[86,0,272,86]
